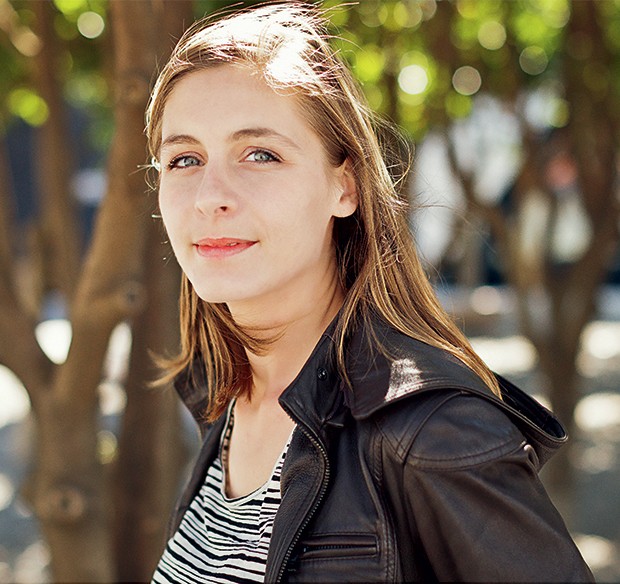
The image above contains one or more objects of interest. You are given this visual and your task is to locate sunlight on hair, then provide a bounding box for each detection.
[265,37,307,84]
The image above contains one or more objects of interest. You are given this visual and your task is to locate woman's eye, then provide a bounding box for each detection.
[245,149,279,163]
[168,155,201,169]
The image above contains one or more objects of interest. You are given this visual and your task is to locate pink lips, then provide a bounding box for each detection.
[194,237,257,258]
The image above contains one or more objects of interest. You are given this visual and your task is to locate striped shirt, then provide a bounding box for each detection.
[152,406,294,583]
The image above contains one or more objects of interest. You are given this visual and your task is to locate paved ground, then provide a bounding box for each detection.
[1,286,619,583]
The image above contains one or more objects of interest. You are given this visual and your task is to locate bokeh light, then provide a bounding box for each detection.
[452,65,482,96]
[478,21,506,50]
[574,393,620,432]
[35,320,72,364]
[11,27,42,57]
[77,11,105,39]
[519,46,549,75]
[7,89,49,126]
[398,64,429,95]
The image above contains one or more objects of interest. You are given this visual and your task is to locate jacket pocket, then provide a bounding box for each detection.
[297,533,378,560]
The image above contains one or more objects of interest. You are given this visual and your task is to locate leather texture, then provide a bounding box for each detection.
[169,317,594,582]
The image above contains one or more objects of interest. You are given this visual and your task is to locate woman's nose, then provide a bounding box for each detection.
[194,162,237,216]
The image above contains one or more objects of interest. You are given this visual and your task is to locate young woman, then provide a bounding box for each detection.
[147,3,593,582]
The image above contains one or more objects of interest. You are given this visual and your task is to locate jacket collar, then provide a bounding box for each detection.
[345,317,487,419]
[280,314,568,468]
[175,312,568,467]
[278,323,346,438]
[344,316,567,467]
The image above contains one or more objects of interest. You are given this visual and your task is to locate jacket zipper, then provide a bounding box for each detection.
[274,418,331,583]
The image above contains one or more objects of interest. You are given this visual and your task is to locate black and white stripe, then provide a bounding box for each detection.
[152,410,292,584]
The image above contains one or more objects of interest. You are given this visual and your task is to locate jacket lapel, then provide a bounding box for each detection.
[266,331,345,581]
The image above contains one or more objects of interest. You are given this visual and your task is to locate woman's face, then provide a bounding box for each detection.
[158,65,357,316]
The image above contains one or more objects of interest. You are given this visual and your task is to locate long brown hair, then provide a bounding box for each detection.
[146,2,500,421]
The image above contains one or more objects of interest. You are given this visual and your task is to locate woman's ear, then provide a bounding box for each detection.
[333,159,358,218]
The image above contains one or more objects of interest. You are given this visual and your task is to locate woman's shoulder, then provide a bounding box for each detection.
[345,319,491,420]
[345,319,564,468]
[374,389,528,470]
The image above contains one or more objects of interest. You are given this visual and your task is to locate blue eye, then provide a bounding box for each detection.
[168,155,201,169]
[246,149,279,163]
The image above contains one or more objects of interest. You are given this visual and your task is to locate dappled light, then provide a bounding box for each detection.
[98,381,127,417]
[7,88,48,126]
[519,46,549,75]
[0,368,30,427]
[452,66,482,96]
[469,285,504,316]
[574,393,620,433]
[12,542,50,584]
[579,321,620,365]
[34,320,71,365]
[76,11,104,39]
[574,534,618,578]
[469,335,537,376]
[477,20,506,50]
[0,475,14,513]
[398,64,429,95]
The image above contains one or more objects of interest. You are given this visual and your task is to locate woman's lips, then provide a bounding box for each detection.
[194,237,257,258]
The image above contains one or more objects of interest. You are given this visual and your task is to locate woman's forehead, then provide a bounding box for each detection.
[160,66,323,149]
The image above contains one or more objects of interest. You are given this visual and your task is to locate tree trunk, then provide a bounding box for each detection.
[27,1,163,580]
[31,0,81,302]
[111,2,193,580]
[0,138,16,288]
[112,221,185,582]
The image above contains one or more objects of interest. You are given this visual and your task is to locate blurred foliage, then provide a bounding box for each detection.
[323,0,620,141]
[1,0,110,151]
[1,0,619,154]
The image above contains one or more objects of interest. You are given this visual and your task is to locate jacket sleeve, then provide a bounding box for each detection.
[378,392,594,583]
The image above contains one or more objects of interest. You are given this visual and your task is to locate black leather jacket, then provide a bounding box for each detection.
[170,319,593,582]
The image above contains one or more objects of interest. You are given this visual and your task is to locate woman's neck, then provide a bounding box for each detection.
[231,279,344,407]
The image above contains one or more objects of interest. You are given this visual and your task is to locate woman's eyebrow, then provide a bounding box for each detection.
[230,127,301,151]
[160,134,200,151]
[160,128,302,152]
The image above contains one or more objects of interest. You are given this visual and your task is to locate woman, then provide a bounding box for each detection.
[147,3,593,582]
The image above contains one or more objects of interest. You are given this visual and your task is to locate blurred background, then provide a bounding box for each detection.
[0,0,619,582]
